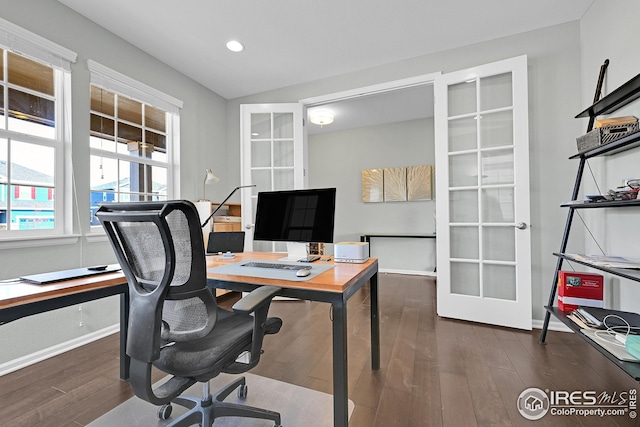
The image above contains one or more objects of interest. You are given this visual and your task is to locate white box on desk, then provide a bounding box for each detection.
[334,242,369,263]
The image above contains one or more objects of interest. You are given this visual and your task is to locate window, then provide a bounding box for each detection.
[88,61,182,227]
[0,18,76,236]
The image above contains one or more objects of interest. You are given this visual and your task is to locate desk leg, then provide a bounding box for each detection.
[332,298,349,427]
[119,292,130,380]
[370,273,380,370]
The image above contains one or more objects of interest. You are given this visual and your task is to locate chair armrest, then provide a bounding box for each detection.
[226,285,282,372]
[232,285,282,314]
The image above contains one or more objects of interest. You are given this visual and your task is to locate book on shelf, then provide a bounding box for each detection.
[595,116,638,128]
[572,306,640,332]
[567,253,640,269]
[567,312,595,330]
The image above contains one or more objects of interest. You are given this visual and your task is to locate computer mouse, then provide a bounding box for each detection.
[296,269,311,277]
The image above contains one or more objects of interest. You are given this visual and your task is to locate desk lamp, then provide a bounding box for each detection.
[200,168,219,202]
[201,184,256,229]
[195,169,220,247]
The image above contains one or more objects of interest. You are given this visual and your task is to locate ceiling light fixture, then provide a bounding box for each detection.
[309,110,334,127]
[226,40,244,52]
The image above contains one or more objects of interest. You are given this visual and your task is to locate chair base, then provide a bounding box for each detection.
[161,376,282,427]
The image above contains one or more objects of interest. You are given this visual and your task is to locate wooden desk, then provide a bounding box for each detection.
[207,252,380,427]
[0,271,130,379]
[1,253,379,427]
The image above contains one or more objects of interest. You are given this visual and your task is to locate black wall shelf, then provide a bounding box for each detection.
[540,70,640,382]
[561,199,640,209]
[575,73,640,118]
[553,252,640,283]
[570,129,640,159]
[544,305,640,380]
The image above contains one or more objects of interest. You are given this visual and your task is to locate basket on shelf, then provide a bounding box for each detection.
[576,120,639,153]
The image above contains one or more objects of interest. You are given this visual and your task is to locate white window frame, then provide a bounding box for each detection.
[0,17,77,247]
[87,61,182,235]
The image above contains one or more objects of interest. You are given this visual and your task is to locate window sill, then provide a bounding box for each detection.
[85,232,108,244]
[0,234,81,250]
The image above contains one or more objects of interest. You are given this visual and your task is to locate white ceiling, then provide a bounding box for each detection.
[57,0,594,101]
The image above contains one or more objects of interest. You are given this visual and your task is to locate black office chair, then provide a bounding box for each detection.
[96,200,283,427]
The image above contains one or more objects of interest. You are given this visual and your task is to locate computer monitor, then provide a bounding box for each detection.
[253,188,336,244]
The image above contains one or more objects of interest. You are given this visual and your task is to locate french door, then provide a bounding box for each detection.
[239,103,305,251]
[434,55,532,330]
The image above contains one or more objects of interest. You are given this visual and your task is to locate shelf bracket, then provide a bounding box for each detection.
[586,59,609,132]
[539,157,586,343]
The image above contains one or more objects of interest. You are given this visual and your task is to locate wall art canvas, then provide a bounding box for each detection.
[407,164,434,201]
[383,167,407,202]
[361,168,384,203]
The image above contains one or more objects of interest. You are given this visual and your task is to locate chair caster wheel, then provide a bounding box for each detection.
[238,383,248,399]
[158,403,172,420]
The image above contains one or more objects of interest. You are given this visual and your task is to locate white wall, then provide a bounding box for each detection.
[0,0,227,367]
[580,0,640,311]
[309,118,436,273]
[227,22,584,324]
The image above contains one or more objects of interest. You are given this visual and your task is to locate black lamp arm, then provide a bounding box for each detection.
[200,184,256,228]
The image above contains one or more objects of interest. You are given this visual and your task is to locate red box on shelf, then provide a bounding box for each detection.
[557,271,604,312]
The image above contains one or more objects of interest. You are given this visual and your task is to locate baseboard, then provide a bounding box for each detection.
[0,324,119,377]
[379,268,437,277]
[532,318,572,333]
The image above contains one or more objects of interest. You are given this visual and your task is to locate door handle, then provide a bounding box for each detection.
[515,222,527,230]
[245,224,254,230]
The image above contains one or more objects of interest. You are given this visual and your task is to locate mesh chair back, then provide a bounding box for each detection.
[96,200,217,362]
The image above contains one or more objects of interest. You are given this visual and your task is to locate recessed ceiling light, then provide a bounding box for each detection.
[226,40,244,52]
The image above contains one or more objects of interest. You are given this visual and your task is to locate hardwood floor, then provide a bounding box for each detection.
[1,273,639,426]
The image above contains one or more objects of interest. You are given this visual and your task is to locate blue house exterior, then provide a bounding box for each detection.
[0,161,54,230]
[1,161,167,229]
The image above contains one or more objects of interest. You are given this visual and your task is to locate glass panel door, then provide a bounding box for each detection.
[240,103,304,252]
[435,55,532,330]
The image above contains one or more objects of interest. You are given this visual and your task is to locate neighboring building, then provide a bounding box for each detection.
[90,178,167,225]
[90,182,116,226]
[0,160,54,230]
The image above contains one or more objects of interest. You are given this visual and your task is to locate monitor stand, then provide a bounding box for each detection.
[274,242,308,301]
[278,242,308,262]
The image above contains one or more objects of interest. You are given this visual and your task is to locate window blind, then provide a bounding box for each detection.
[0,17,77,71]
[88,60,183,114]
